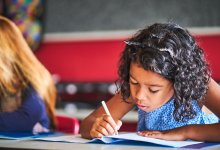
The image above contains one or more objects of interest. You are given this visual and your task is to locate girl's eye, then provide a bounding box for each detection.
[129,80,138,85]
[149,89,159,93]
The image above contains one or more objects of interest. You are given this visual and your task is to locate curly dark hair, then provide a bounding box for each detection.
[118,23,211,122]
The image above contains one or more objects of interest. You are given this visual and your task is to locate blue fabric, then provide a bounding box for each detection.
[0,87,49,132]
[137,99,218,131]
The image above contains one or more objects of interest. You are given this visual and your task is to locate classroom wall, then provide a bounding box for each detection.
[36,34,220,82]
[35,33,220,108]
[35,1,220,107]
[44,0,220,33]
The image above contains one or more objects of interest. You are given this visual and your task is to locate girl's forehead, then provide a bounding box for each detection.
[130,63,171,86]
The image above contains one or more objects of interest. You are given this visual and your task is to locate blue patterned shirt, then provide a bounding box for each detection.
[138,99,218,131]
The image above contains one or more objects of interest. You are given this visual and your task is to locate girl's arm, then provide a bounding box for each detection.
[80,93,135,139]
[204,78,220,118]
[0,89,47,132]
[185,78,220,141]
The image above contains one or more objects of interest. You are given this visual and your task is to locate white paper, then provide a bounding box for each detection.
[36,132,203,148]
[106,133,202,147]
[36,134,90,143]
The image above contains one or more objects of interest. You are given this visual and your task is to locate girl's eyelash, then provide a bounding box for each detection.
[129,79,160,92]
[149,89,159,93]
[129,80,138,85]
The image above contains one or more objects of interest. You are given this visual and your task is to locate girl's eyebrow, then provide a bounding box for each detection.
[129,74,163,87]
[129,74,136,81]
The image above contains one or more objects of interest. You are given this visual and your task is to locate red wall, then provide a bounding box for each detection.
[195,35,220,81]
[35,34,220,82]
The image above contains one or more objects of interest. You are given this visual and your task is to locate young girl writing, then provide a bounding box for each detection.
[0,16,56,133]
[80,23,220,142]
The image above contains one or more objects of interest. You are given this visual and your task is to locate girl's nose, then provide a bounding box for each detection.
[135,87,146,102]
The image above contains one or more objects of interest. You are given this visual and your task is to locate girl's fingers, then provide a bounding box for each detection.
[102,115,119,133]
[90,128,104,138]
[90,115,122,138]
[99,120,115,134]
[138,130,161,137]
[96,125,109,136]
[138,129,186,141]
[116,120,122,130]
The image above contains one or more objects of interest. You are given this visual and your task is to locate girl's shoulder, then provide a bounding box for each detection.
[22,86,41,99]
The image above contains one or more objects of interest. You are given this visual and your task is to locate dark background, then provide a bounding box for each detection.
[44,0,220,33]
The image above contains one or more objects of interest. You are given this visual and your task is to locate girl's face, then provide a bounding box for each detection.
[129,63,174,112]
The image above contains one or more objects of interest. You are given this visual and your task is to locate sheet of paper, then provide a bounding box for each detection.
[36,134,90,143]
[0,132,60,140]
[25,132,205,148]
[37,134,124,144]
[107,133,203,147]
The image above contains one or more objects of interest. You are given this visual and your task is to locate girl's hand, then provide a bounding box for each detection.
[138,127,187,141]
[90,114,122,138]
[32,122,49,134]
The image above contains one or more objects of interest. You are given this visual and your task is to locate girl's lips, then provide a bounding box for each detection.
[137,104,149,110]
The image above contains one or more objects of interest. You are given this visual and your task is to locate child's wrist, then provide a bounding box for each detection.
[183,124,195,140]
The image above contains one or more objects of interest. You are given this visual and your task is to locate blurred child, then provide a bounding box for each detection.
[0,16,56,133]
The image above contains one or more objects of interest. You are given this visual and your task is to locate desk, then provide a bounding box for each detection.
[0,139,220,150]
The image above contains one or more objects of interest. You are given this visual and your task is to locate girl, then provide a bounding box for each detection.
[0,16,56,133]
[80,23,220,142]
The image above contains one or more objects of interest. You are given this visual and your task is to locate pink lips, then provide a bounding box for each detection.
[137,104,149,110]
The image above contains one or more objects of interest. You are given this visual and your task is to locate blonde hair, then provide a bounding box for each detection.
[0,16,57,128]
